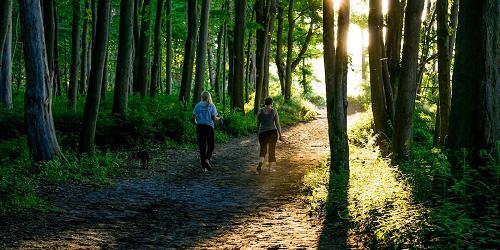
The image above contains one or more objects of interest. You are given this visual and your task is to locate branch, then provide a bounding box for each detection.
[291,22,314,70]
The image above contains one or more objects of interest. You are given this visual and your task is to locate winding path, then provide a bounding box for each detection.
[1,109,357,249]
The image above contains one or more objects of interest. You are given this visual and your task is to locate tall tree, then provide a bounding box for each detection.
[0,16,12,108]
[19,0,63,161]
[79,0,90,95]
[231,0,246,111]
[392,0,425,161]
[0,0,13,63]
[165,0,172,95]
[68,0,81,111]
[214,24,224,102]
[192,0,212,103]
[435,0,451,145]
[42,0,56,84]
[369,0,392,144]
[179,0,198,102]
[137,0,152,96]
[448,0,499,167]
[275,0,315,101]
[386,0,403,95]
[323,0,337,169]
[79,0,112,155]
[132,0,141,93]
[113,0,134,116]
[254,0,273,113]
[331,0,350,170]
[150,0,164,97]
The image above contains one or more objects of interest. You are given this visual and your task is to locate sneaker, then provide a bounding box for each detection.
[202,167,208,172]
[257,162,263,172]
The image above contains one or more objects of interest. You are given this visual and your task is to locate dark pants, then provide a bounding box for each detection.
[197,124,215,167]
[258,130,278,162]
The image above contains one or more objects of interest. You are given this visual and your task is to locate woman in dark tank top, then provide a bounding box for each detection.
[256,97,284,172]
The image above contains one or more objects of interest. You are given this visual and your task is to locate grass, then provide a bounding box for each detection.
[302,102,500,249]
[0,87,322,216]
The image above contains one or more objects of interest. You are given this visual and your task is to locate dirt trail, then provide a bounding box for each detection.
[1,108,358,249]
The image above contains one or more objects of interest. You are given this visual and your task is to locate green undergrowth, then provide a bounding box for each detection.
[0,92,318,216]
[302,102,499,249]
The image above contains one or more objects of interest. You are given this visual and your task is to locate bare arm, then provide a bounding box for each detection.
[274,111,283,141]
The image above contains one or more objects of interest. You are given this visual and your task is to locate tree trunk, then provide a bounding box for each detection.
[369,0,391,143]
[150,0,164,97]
[386,0,403,96]
[276,3,285,95]
[165,0,172,95]
[208,47,214,90]
[53,6,62,96]
[232,0,246,112]
[100,46,109,101]
[284,0,294,101]
[79,0,90,95]
[392,0,425,162]
[263,5,275,100]
[222,20,227,110]
[193,0,212,103]
[435,0,451,145]
[448,0,459,57]
[179,0,198,102]
[448,0,499,167]
[132,0,141,93]
[68,0,81,110]
[331,0,350,170]
[112,0,134,116]
[0,17,12,108]
[42,0,55,85]
[137,0,152,96]
[19,0,62,161]
[254,0,272,114]
[323,0,338,170]
[244,25,253,103]
[0,0,13,63]
[214,24,223,102]
[79,0,111,155]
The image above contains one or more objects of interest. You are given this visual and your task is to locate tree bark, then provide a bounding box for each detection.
[435,0,451,145]
[79,0,90,95]
[150,0,164,97]
[222,20,227,110]
[284,0,294,101]
[323,0,339,171]
[214,24,224,102]
[19,0,62,161]
[369,0,391,143]
[0,0,13,64]
[332,0,350,170]
[137,0,152,96]
[276,3,285,95]
[132,0,141,93]
[68,0,81,110]
[165,0,172,95]
[392,0,425,162]
[0,17,12,108]
[386,0,403,96]
[42,0,55,85]
[448,0,459,57]
[79,0,111,155]
[254,0,272,114]
[193,0,212,103]
[448,0,499,167]
[113,0,134,116]
[232,0,246,112]
[179,0,198,102]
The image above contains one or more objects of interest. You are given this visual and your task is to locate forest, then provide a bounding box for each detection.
[0,0,498,248]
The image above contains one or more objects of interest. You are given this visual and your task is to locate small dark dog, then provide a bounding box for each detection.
[130,150,150,169]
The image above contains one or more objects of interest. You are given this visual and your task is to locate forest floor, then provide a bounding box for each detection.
[0,107,363,249]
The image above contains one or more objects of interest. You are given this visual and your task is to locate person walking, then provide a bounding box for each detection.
[192,91,221,172]
[257,97,284,172]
